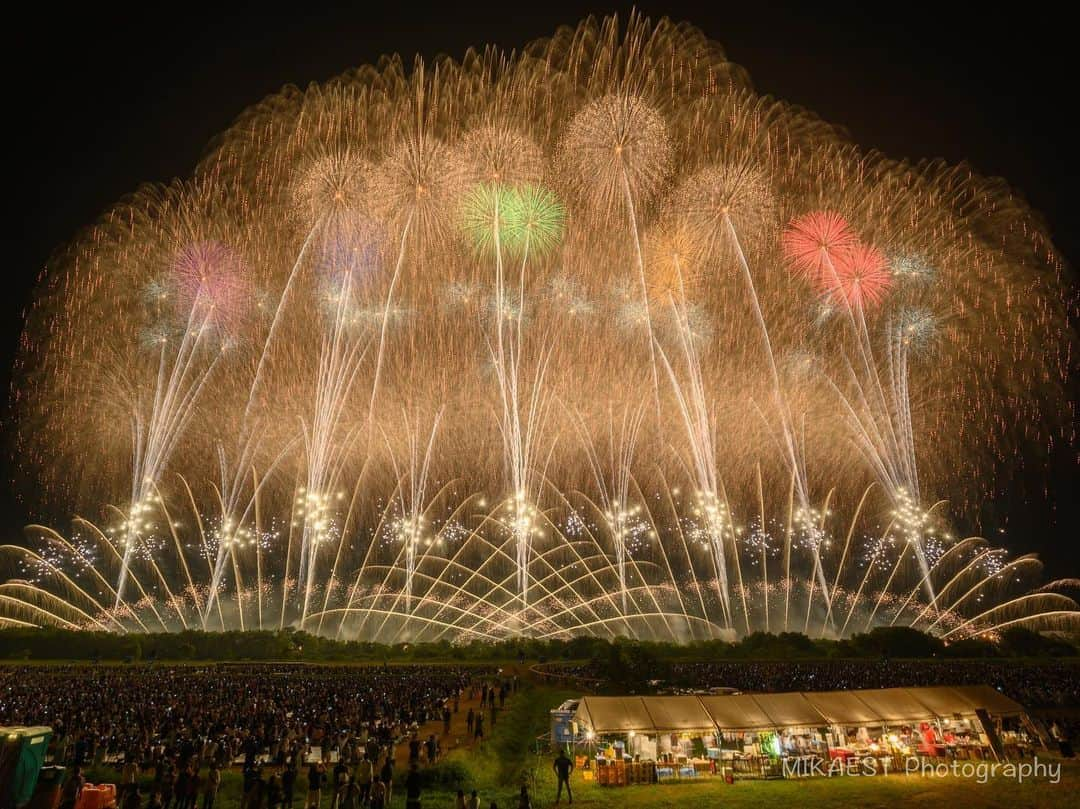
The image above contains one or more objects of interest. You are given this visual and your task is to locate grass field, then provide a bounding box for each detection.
[80,682,1079,808]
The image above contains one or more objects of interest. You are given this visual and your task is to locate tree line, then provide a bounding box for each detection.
[0,625,1075,663]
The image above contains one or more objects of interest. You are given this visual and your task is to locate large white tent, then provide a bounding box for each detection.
[574,685,1026,736]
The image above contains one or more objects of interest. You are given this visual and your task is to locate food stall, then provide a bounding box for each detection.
[573,696,719,783]
[702,693,830,778]
[571,685,1036,787]
[639,696,722,779]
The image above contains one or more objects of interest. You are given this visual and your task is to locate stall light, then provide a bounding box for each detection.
[585,730,595,741]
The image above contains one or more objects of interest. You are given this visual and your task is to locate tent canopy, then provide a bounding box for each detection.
[572,685,1027,736]
[803,691,882,726]
[749,693,828,728]
[946,685,1024,717]
[642,696,715,732]
[575,697,656,734]
[903,686,982,719]
[847,688,938,723]
[698,695,776,731]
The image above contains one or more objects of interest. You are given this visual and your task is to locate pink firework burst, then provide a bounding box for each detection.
[827,242,892,310]
[781,210,857,288]
[171,241,248,331]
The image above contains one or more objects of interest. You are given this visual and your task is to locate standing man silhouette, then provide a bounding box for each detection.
[553,749,574,804]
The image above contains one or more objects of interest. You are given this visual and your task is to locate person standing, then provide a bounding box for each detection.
[184,766,200,809]
[553,749,573,805]
[408,735,421,765]
[267,773,283,809]
[339,781,359,809]
[378,756,393,806]
[404,763,422,809]
[161,762,177,809]
[473,714,484,746]
[306,762,325,809]
[466,790,480,809]
[281,764,297,809]
[1051,721,1075,758]
[330,760,349,809]
[516,785,531,809]
[202,764,221,809]
[353,754,372,805]
[466,709,474,737]
[246,772,267,809]
[121,757,141,790]
[367,778,385,809]
[425,734,438,765]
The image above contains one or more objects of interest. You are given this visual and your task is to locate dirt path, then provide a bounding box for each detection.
[392,668,525,770]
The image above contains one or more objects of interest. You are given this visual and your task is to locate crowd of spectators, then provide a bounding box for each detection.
[534,658,1079,709]
[665,659,1080,708]
[0,663,509,808]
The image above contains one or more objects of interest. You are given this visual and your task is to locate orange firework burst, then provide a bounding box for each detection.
[782,210,858,288]
[827,242,893,310]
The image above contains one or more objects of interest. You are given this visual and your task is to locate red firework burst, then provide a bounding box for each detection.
[171,241,248,331]
[827,242,893,310]
[781,210,857,288]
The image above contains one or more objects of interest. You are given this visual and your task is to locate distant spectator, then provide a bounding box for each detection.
[553,750,573,805]
[60,766,85,809]
[404,763,422,809]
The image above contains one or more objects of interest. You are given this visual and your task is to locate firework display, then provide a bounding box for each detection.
[2,14,1077,642]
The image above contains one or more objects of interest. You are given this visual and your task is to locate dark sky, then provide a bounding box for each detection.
[4,2,1077,569]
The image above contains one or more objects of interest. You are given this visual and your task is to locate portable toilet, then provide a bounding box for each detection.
[549,700,579,748]
[1,726,53,809]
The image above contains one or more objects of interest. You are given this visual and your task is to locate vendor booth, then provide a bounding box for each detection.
[571,685,1035,786]
[573,696,719,783]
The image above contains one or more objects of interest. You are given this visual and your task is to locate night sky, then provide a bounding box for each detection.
[4,2,1077,570]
